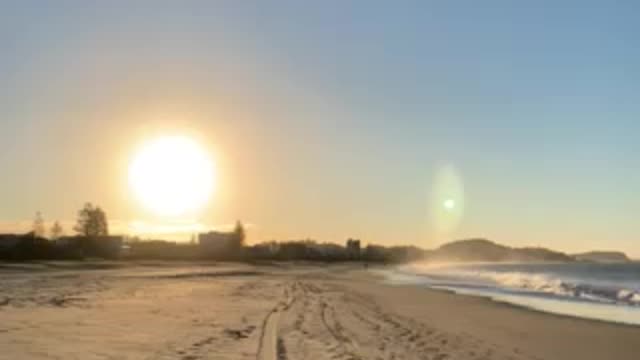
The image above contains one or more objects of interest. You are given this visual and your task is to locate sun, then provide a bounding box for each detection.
[129,135,215,216]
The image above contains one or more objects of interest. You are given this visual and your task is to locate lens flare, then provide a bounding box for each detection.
[429,165,465,235]
[443,199,456,211]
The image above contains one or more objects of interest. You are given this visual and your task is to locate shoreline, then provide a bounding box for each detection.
[376,262,640,327]
[3,259,639,326]
[392,280,640,329]
[346,268,640,360]
[363,266,640,328]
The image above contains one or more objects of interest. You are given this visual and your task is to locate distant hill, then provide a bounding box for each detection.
[572,251,630,263]
[427,238,574,263]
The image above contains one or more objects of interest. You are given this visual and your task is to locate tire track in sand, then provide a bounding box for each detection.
[256,283,296,360]
[276,280,536,360]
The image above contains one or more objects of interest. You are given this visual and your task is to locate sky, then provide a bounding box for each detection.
[1,1,639,256]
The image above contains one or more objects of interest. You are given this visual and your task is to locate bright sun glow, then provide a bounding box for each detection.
[129,136,215,216]
[443,199,455,211]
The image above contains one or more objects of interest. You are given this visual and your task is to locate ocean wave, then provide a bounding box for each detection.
[400,264,640,307]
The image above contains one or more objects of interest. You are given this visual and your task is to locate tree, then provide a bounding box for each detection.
[33,211,45,238]
[346,238,361,259]
[73,203,109,237]
[233,220,245,248]
[50,221,64,240]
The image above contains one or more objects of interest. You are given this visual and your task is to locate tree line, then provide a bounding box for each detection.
[29,203,109,240]
[2,203,427,264]
[0,203,110,260]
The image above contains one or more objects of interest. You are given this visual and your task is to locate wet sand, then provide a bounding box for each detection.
[1,262,638,359]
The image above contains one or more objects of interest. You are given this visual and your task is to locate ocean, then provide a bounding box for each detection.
[381,262,640,325]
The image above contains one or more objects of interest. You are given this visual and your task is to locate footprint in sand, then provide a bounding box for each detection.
[223,325,256,339]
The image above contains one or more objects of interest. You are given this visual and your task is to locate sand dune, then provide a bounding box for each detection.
[1,263,639,359]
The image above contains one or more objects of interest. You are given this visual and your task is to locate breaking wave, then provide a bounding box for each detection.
[381,262,640,325]
[430,267,640,306]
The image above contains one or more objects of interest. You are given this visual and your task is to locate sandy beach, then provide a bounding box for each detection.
[1,262,639,360]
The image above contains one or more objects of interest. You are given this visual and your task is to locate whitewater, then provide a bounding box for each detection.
[382,262,640,325]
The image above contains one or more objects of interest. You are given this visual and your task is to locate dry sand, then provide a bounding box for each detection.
[1,262,639,360]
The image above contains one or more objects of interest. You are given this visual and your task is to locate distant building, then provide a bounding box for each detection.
[247,241,279,259]
[0,233,51,260]
[0,234,22,250]
[56,235,124,259]
[126,240,197,260]
[0,233,123,260]
[54,236,81,247]
[198,231,236,258]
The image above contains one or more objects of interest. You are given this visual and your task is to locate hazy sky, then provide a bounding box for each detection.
[1,1,639,255]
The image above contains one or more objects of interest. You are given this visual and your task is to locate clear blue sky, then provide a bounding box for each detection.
[1,1,639,255]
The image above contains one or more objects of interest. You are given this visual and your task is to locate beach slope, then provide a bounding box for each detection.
[1,263,638,360]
